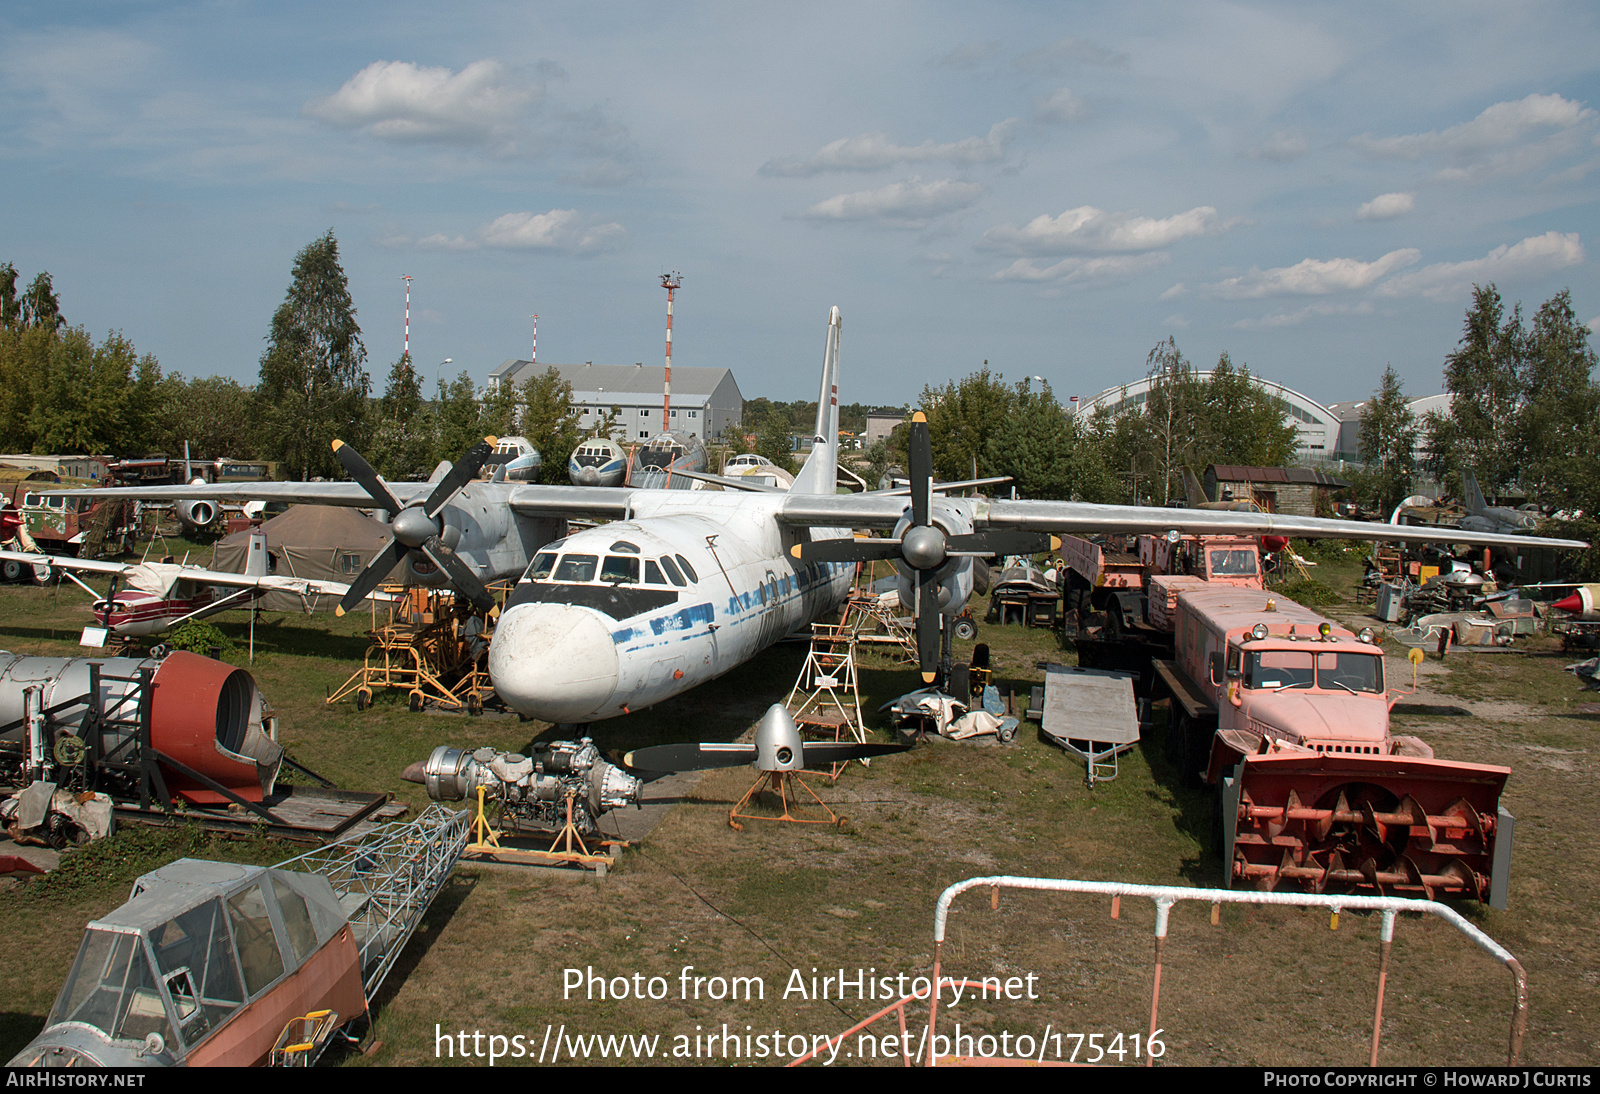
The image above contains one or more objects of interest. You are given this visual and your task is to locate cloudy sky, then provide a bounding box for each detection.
[4,2,1600,410]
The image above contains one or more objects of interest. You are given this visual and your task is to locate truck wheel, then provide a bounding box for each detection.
[1210,789,1229,857]
[1104,608,1124,642]
[0,559,20,583]
[1165,708,1187,767]
[953,618,977,642]
[1180,721,1212,789]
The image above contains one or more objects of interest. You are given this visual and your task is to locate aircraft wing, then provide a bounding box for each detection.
[507,484,639,520]
[168,567,389,601]
[773,494,1589,551]
[52,481,434,507]
[0,550,132,577]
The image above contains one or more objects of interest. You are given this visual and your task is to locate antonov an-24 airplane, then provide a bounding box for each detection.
[63,307,1588,725]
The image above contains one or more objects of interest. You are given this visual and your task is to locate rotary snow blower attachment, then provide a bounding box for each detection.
[1219,751,1513,908]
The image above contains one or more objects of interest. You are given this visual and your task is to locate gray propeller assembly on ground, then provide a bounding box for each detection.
[790,411,1057,683]
[332,436,498,615]
[623,704,910,775]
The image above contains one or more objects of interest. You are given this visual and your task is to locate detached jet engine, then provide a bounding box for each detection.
[0,650,282,806]
[405,739,642,835]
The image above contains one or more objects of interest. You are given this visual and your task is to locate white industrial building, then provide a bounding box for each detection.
[488,360,744,442]
[1077,372,1338,456]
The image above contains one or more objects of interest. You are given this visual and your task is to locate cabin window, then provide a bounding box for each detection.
[609,540,639,554]
[553,554,599,583]
[645,560,667,585]
[271,878,319,964]
[1315,651,1383,694]
[675,555,699,583]
[601,556,640,584]
[339,552,361,575]
[225,885,285,997]
[1208,549,1258,576]
[658,556,687,587]
[52,929,173,1046]
[527,552,558,581]
[150,897,243,1039]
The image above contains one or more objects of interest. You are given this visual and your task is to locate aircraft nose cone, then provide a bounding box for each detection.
[577,465,600,486]
[490,602,620,722]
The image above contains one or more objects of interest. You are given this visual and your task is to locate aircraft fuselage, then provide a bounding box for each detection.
[489,492,852,723]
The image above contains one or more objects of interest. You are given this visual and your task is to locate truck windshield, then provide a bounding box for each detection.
[1208,549,1258,576]
[1244,648,1383,693]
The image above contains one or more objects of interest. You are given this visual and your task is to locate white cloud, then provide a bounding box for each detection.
[1160,283,1188,300]
[937,40,1003,69]
[760,120,1019,177]
[304,59,541,146]
[1014,36,1128,73]
[978,206,1222,256]
[1375,232,1584,301]
[1350,93,1592,161]
[395,209,625,254]
[1356,192,1415,221]
[990,252,1170,285]
[1233,302,1376,329]
[1035,88,1089,124]
[1202,249,1420,298]
[1247,130,1307,163]
[802,178,983,225]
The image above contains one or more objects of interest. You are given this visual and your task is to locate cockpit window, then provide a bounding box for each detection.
[645,560,667,585]
[527,552,558,581]
[658,556,687,587]
[610,541,639,554]
[553,554,598,583]
[675,554,699,583]
[601,556,640,584]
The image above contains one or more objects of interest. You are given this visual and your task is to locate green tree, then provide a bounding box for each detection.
[254,231,369,480]
[1193,354,1300,469]
[20,272,63,333]
[755,414,796,473]
[1357,366,1418,513]
[985,379,1118,501]
[1429,284,1524,494]
[433,371,484,466]
[1519,289,1600,511]
[514,366,585,484]
[918,365,1016,482]
[0,263,19,330]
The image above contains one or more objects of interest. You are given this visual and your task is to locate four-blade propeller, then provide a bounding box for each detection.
[332,437,499,614]
[790,412,1056,684]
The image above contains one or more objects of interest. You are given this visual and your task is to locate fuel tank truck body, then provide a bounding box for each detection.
[0,650,282,806]
[1151,585,1513,908]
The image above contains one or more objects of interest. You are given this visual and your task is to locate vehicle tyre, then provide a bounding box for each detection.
[1165,707,1188,767]
[1211,788,1229,857]
[408,691,424,713]
[953,617,977,642]
[355,688,371,711]
[1180,719,1212,789]
[467,692,484,716]
[0,559,21,583]
[1104,606,1124,642]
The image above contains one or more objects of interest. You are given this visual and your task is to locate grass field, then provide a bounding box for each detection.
[0,558,1595,1067]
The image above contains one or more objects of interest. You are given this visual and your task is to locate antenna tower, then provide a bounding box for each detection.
[661,272,682,433]
[401,275,413,365]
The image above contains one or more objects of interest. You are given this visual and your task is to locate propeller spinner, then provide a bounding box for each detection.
[332,437,499,614]
[791,412,1056,683]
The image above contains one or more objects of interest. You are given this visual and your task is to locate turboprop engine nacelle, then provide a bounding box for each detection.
[176,478,219,536]
[893,501,976,617]
[408,739,641,835]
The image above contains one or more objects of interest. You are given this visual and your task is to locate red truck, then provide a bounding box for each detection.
[1060,532,1268,639]
[1149,584,1512,907]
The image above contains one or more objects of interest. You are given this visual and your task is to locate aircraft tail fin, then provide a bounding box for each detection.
[1180,466,1208,506]
[1463,470,1488,515]
[792,307,842,496]
[244,529,269,578]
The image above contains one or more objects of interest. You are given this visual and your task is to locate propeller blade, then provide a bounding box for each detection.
[790,538,903,564]
[945,530,1060,557]
[908,412,932,528]
[419,539,496,613]
[424,437,497,518]
[915,568,941,684]
[332,439,404,514]
[623,742,757,773]
[798,741,912,767]
[338,538,409,615]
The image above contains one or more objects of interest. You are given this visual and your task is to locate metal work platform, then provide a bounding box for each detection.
[1034,663,1141,787]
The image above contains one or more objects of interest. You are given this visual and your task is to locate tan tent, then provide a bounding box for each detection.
[213,505,394,612]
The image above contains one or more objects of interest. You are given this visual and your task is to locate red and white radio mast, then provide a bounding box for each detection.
[401,274,413,364]
[661,272,681,433]
[529,313,538,368]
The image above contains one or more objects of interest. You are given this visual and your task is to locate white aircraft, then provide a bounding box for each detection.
[58,308,1589,725]
[0,530,382,640]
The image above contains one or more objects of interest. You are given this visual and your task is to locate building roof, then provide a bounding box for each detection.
[492,360,735,401]
[1207,464,1351,489]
